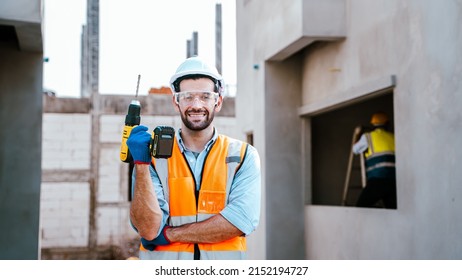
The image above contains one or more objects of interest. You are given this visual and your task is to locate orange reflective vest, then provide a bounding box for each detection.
[139,134,248,260]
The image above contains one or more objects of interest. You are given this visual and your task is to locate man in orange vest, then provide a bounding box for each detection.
[126,57,261,259]
[353,112,396,209]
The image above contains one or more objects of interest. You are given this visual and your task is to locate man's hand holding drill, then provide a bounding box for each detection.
[126,125,152,164]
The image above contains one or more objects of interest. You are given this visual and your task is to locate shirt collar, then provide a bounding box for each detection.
[176,127,218,153]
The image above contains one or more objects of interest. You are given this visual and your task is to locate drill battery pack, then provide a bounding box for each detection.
[150,126,175,158]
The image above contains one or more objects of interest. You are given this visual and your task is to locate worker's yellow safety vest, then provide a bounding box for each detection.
[139,135,248,260]
[364,128,396,179]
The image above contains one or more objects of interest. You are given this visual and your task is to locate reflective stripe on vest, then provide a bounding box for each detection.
[139,134,248,260]
[364,129,396,179]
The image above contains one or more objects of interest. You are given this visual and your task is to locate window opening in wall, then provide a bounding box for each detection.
[310,92,396,209]
[128,161,134,201]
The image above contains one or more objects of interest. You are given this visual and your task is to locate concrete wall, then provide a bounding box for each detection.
[237,0,345,260]
[0,0,43,52]
[264,57,305,259]
[0,41,43,259]
[0,0,43,261]
[237,0,462,259]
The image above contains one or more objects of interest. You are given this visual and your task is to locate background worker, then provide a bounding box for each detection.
[352,112,396,209]
[126,56,261,259]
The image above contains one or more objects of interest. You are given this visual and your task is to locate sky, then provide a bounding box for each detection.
[42,0,236,97]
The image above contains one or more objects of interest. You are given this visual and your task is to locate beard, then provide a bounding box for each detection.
[180,107,215,131]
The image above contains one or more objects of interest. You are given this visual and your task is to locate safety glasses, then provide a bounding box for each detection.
[175,91,219,105]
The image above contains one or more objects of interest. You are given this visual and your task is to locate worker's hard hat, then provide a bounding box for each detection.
[370,112,388,126]
[169,56,224,95]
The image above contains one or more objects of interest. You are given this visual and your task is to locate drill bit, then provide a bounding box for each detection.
[135,74,141,98]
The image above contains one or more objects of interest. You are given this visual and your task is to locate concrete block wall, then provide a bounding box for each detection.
[97,207,133,245]
[42,114,91,170]
[40,182,90,247]
[41,114,91,248]
[98,146,124,202]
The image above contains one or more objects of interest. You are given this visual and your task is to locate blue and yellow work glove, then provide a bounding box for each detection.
[141,225,171,251]
[126,125,152,164]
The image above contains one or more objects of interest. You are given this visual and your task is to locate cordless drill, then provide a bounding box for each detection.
[120,75,141,163]
[119,75,175,162]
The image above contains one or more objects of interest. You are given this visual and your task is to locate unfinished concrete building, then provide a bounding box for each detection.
[237,0,462,259]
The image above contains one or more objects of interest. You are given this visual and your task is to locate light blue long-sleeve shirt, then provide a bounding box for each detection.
[131,128,261,238]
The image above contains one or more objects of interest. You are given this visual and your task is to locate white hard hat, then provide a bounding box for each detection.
[169,56,224,95]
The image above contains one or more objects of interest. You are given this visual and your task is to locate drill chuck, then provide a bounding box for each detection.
[125,100,141,126]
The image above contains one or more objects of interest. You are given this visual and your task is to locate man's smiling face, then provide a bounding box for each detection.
[175,77,222,131]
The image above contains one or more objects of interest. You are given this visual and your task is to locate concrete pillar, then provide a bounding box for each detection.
[264,55,305,259]
[0,44,43,260]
